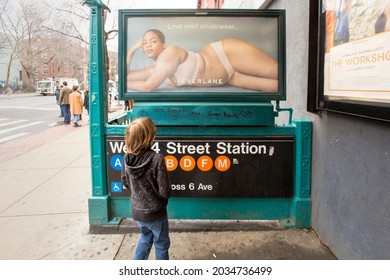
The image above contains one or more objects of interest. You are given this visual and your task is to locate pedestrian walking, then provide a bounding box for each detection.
[58,81,71,125]
[69,85,83,127]
[83,87,89,115]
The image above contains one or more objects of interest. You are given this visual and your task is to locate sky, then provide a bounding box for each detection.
[17,0,198,51]
[106,0,198,51]
[108,0,198,10]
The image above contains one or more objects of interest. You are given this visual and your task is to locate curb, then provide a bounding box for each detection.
[90,218,285,234]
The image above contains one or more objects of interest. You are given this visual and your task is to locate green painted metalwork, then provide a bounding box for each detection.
[105,119,312,227]
[84,1,312,228]
[276,100,293,125]
[88,195,110,224]
[129,102,276,126]
[104,116,312,227]
[106,124,296,137]
[289,119,312,228]
[83,0,112,224]
[111,197,292,220]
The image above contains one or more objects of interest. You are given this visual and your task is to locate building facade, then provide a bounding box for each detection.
[20,37,88,90]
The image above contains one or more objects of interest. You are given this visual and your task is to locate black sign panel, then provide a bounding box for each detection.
[106,136,294,198]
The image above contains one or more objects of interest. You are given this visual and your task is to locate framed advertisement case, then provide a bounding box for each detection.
[308,0,390,122]
[118,9,286,102]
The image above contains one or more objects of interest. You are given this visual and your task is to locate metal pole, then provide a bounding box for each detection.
[82,0,111,225]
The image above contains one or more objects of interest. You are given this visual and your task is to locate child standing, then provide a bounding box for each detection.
[121,117,172,260]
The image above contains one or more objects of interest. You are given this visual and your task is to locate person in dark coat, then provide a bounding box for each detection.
[58,82,71,124]
[55,86,63,117]
[121,117,172,260]
[83,87,89,115]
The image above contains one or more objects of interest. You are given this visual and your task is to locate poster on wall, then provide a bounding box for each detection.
[309,0,390,121]
[118,9,286,101]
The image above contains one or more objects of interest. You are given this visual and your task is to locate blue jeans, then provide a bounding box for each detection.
[60,104,70,124]
[133,216,170,260]
[73,114,80,124]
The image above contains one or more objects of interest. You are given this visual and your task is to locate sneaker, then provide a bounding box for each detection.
[73,123,81,127]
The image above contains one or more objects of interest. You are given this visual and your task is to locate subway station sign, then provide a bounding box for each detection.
[107,136,294,198]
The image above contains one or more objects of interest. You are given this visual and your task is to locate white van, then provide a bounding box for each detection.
[36,77,79,95]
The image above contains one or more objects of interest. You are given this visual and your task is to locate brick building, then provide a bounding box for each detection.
[20,36,88,90]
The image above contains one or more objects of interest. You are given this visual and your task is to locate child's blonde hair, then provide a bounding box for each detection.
[125,117,156,155]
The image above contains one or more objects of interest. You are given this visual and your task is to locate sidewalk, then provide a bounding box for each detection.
[0,117,337,260]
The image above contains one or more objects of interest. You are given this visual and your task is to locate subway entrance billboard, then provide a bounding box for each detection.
[107,135,294,198]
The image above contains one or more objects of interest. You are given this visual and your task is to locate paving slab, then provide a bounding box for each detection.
[0,169,61,214]
[114,229,337,260]
[1,167,90,216]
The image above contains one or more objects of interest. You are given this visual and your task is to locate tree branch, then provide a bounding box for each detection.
[43,1,89,21]
[43,26,89,45]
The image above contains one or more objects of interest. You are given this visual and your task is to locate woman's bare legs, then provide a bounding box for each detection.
[222,38,278,92]
[228,72,278,92]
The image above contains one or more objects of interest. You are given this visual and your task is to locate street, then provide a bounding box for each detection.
[0,93,62,144]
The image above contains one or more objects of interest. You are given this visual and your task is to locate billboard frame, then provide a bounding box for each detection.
[118,9,286,102]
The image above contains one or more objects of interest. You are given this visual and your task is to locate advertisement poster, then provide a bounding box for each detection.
[106,136,294,198]
[323,0,390,102]
[119,10,286,101]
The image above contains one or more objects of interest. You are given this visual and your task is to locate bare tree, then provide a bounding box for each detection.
[102,1,119,98]
[0,0,48,90]
[0,32,6,51]
[0,0,23,89]
[19,1,47,89]
[56,36,86,82]
[43,0,118,85]
[43,0,90,45]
